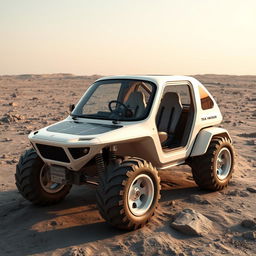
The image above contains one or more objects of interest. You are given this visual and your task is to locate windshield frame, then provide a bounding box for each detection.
[71,79,157,122]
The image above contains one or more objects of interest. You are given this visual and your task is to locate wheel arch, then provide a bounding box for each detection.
[190,127,232,157]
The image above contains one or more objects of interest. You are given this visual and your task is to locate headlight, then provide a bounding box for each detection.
[68,147,90,159]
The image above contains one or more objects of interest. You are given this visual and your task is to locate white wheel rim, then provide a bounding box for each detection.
[216,147,232,180]
[39,165,65,193]
[128,174,154,216]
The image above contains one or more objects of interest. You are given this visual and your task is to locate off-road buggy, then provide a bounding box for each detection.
[15,75,235,230]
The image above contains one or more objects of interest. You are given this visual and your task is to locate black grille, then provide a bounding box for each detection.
[36,144,70,163]
[68,147,89,159]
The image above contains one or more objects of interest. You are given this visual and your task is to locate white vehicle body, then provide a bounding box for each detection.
[28,75,230,171]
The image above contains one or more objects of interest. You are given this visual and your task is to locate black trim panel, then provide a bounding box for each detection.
[36,144,70,163]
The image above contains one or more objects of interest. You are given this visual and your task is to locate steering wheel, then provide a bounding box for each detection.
[108,100,132,117]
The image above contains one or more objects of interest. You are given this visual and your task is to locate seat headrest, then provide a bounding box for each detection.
[126,91,146,105]
[161,92,181,105]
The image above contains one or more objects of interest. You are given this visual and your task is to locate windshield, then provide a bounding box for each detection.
[72,79,156,121]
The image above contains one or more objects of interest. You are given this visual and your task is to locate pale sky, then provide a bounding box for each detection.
[0,0,256,75]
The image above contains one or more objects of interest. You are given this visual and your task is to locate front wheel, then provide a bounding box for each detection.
[96,157,161,230]
[15,148,72,205]
[189,137,235,191]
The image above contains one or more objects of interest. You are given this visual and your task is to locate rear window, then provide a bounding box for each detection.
[199,85,214,110]
[163,84,191,106]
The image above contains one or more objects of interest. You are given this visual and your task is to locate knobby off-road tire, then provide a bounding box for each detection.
[96,157,161,230]
[15,148,72,205]
[189,137,235,191]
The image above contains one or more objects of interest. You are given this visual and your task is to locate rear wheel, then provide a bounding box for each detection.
[189,137,235,191]
[15,148,72,205]
[96,157,161,230]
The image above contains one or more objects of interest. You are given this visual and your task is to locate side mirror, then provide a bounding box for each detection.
[69,104,75,112]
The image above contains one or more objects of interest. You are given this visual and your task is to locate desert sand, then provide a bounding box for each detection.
[0,74,255,256]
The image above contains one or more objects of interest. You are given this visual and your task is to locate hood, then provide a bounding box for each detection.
[46,120,122,136]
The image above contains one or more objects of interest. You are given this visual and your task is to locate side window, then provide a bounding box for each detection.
[163,84,191,106]
[199,85,214,110]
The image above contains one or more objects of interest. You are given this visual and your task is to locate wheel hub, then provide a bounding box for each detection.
[127,174,154,216]
[131,187,141,200]
[216,147,232,180]
[39,165,65,194]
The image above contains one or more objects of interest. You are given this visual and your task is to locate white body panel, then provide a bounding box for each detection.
[28,75,227,171]
[190,127,231,157]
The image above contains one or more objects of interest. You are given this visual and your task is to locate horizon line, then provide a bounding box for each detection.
[1,73,256,77]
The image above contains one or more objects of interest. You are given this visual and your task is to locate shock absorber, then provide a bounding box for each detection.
[95,151,105,177]
[110,145,117,162]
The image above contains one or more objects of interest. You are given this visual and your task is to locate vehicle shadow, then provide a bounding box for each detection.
[158,167,212,202]
[0,167,212,255]
[0,186,125,256]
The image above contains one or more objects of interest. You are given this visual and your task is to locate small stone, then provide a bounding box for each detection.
[6,160,14,165]
[225,207,234,213]
[226,190,239,196]
[170,200,176,207]
[241,219,256,229]
[11,93,17,97]
[50,220,57,226]
[189,195,210,204]
[9,102,18,107]
[51,117,60,121]
[69,247,86,256]
[226,189,249,197]
[0,112,24,123]
[3,138,12,142]
[239,191,250,197]
[247,187,256,193]
[242,231,256,240]
[229,180,237,186]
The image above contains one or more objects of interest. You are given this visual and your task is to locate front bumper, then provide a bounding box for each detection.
[29,132,102,171]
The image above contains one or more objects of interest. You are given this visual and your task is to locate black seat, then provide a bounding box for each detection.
[125,91,146,118]
[156,92,183,146]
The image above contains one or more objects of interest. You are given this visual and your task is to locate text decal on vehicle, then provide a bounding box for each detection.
[201,115,217,121]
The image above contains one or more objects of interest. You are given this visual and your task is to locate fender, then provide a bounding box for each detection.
[190,127,232,157]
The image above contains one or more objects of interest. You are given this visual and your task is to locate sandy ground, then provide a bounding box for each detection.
[0,74,255,256]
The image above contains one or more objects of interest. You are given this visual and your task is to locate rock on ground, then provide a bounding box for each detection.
[247,187,256,193]
[241,219,256,229]
[170,208,213,236]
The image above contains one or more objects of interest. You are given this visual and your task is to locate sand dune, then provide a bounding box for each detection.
[0,74,255,256]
